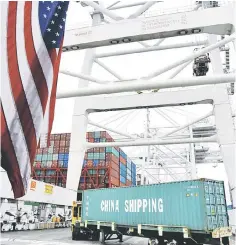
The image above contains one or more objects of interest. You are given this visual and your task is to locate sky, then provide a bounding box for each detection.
[51,1,235,203]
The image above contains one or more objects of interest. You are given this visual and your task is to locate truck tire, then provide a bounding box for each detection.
[148,238,158,245]
[92,231,100,241]
[72,231,77,240]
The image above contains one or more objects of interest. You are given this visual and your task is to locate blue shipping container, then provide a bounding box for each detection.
[120,175,126,184]
[81,179,229,231]
[94,131,101,138]
[93,160,99,166]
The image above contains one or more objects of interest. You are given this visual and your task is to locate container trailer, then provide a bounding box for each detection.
[71,179,232,245]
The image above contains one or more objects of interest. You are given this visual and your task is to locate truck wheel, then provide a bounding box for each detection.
[92,231,100,241]
[72,231,76,240]
[148,238,158,245]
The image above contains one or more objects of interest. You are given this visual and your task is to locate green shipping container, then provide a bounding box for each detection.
[81,179,229,232]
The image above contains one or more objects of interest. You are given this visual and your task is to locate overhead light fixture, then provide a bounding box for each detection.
[110,40,119,44]
[178,30,188,35]
[192,29,201,34]
[122,38,131,43]
[71,46,80,50]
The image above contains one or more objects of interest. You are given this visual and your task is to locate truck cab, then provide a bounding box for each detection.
[71,201,81,227]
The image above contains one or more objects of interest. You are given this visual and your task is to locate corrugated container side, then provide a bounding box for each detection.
[81,180,228,231]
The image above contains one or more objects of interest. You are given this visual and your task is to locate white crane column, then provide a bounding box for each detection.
[208,34,236,230]
[66,10,102,191]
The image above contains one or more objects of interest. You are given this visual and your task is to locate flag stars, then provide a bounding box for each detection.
[47,28,51,32]
[59,24,63,29]
[47,6,51,11]
[55,32,60,36]
[54,13,58,17]
[62,18,65,22]
[52,40,56,44]
[51,20,55,24]
[57,5,61,10]
[43,14,47,18]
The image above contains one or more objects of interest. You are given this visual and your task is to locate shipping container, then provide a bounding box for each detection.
[72,179,231,245]
[80,179,229,231]
[33,131,136,190]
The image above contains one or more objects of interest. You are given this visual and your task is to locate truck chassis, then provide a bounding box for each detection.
[72,220,231,245]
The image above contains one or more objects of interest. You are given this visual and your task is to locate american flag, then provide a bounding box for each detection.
[1,1,69,198]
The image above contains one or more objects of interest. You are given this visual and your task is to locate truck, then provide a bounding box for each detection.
[71,179,232,245]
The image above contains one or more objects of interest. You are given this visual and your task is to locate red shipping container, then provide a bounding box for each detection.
[88,132,93,138]
[42,148,48,154]
[120,156,126,165]
[98,161,105,167]
[37,148,43,154]
[113,155,118,162]
[110,169,119,179]
[54,140,60,147]
[87,148,93,153]
[52,161,58,168]
[126,180,132,186]
[55,134,60,140]
[53,147,59,153]
[59,146,65,153]
[100,131,106,137]
[60,140,66,147]
[110,176,120,187]
[111,162,119,172]
[61,134,66,140]
[50,134,55,140]
[99,147,105,153]
[88,138,94,143]
[35,162,41,168]
[105,132,112,139]
[97,160,104,166]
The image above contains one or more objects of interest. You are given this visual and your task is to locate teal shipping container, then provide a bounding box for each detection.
[81,179,229,232]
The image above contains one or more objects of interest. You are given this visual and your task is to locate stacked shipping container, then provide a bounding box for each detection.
[32,131,136,190]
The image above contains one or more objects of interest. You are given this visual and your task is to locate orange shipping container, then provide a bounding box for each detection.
[110,169,119,179]
[110,162,119,172]
[110,176,120,187]
[120,156,126,165]
[87,160,93,167]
